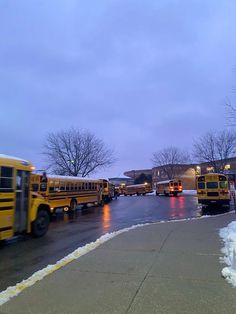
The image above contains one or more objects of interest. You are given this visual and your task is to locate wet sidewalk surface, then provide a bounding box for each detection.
[1,213,236,314]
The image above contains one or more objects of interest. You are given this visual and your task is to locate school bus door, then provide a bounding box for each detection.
[14,170,30,233]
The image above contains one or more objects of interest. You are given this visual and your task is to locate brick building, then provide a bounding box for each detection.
[108,176,133,186]
[152,164,197,190]
[124,157,236,190]
[197,157,236,184]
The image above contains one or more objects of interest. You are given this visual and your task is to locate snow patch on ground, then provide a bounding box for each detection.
[119,190,197,196]
[182,190,197,195]
[219,221,236,287]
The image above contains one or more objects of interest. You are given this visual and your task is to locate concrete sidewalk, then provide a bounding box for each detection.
[1,213,236,314]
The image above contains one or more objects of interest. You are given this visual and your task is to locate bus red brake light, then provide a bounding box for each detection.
[220,190,228,195]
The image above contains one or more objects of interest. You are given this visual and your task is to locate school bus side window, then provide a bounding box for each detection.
[32,184,39,191]
[198,182,205,189]
[219,182,228,189]
[49,182,54,192]
[40,183,47,192]
[60,182,65,191]
[0,166,13,191]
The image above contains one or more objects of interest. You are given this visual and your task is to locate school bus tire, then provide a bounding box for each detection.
[32,209,50,237]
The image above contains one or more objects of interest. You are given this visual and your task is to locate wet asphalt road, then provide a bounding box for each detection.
[0,194,200,291]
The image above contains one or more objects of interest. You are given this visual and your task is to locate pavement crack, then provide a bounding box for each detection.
[158,228,175,253]
[125,228,175,313]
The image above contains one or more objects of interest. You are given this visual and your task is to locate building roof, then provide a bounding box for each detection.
[109,176,131,180]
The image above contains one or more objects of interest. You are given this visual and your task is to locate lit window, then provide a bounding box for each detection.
[206,167,214,173]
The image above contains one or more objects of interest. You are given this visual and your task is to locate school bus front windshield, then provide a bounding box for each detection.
[197,173,230,208]
[206,182,218,189]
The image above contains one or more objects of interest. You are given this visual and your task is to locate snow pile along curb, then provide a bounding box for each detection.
[219,221,236,287]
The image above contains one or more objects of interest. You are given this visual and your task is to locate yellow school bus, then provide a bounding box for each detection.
[197,173,230,208]
[0,155,51,240]
[156,179,182,196]
[124,183,153,196]
[31,173,103,212]
[99,179,115,203]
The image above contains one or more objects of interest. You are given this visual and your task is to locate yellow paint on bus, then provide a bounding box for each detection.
[0,155,50,240]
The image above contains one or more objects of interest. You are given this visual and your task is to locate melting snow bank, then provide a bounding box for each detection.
[219,221,236,287]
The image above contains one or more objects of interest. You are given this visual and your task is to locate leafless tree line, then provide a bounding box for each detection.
[43,128,115,177]
[152,147,190,179]
[225,102,236,126]
[193,130,236,172]
[43,126,236,180]
[152,130,236,179]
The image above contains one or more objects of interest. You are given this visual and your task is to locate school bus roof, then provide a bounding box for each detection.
[157,179,181,185]
[200,173,227,176]
[125,183,150,188]
[0,154,34,170]
[37,174,101,182]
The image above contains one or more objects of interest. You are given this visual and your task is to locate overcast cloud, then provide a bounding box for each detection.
[0,0,236,177]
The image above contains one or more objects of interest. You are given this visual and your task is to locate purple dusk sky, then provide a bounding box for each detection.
[0,0,236,178]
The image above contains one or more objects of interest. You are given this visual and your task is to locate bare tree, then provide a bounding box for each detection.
[43,128,115,177]
[152,147,190,179]
[225,101,236,126]
[193,130,236,172]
